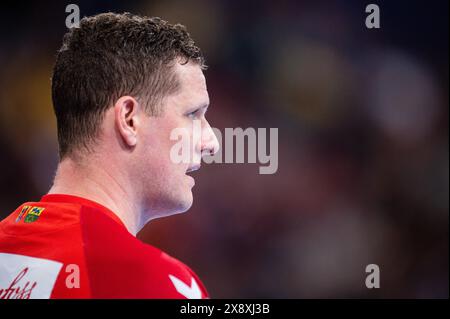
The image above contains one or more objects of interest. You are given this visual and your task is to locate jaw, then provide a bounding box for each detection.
[143,177,194,220]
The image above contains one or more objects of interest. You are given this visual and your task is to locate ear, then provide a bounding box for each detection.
[114,96,140,147]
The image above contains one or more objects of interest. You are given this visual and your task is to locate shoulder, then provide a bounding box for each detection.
[0,200,82,236]
[80,211,209,298]
[0,201,89,299]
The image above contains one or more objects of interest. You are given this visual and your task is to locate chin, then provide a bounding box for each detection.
[176,192,194,213]
[159,190,193,217]
[146,177,194,219]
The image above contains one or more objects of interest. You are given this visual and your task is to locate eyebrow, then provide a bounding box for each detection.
[196,104,209,112]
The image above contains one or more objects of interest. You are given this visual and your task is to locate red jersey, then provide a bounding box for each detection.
[0,194,209,299]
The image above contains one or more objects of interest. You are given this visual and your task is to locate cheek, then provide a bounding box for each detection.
[140,116,189,172]
[143,117,178,151]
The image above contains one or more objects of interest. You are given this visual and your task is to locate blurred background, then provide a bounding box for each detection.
[0,0,448,298]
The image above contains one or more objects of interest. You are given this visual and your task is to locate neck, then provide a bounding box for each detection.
[48,155,142,235]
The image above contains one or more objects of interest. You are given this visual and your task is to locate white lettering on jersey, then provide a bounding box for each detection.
[169,274,202,299]
[0,253,63,299]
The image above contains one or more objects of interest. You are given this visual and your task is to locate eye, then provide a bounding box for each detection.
[187,109,200,119]
[186,105,208,119]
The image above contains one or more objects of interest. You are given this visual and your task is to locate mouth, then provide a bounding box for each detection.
[185,164,200,187]
[186,164,201,174]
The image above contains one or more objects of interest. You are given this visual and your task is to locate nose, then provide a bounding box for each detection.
[201,120,220,157]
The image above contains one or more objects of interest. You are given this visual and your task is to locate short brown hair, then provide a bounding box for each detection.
[51,12,206,159]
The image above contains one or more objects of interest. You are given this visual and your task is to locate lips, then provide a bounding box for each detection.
[186,164,201,173]
[186,165,200,188]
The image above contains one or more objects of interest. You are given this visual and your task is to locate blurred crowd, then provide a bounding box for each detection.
[0,0,448,298]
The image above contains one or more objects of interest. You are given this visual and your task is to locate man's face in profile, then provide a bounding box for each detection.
[136,61,219,219]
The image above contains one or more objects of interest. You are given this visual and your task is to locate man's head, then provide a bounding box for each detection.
[52,13,219,221]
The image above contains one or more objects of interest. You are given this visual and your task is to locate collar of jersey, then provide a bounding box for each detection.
[41,194,127,229]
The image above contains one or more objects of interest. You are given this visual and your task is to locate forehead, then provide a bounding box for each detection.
[171,61,209,106]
